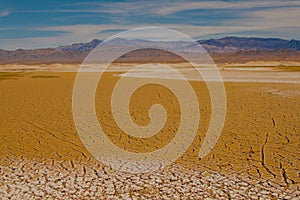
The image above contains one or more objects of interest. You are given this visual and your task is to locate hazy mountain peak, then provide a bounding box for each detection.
[1,36,300,65]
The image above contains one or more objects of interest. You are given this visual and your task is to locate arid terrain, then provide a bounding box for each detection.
[0,63,299,199]
[2,0,300,196]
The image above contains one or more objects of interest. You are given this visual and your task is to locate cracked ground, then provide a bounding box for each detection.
[0,71,299,199]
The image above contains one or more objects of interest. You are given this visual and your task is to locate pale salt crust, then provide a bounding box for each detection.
[0,159,299,199]
[1,64,300,84]
[115,67,300,83]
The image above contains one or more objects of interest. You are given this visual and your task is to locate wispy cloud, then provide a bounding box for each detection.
[1,0,300,49]
[223,6,300,29]
[73,0,300,16]
[2,23,299,50]
[0,9,10,17]
[152,1,300,15]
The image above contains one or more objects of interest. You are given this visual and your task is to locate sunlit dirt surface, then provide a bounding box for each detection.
[0,70,299,199]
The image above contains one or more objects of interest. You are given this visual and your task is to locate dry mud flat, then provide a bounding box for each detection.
[0,70,299,199]
[1,158,299,199]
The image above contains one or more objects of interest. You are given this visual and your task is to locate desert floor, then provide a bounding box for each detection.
[0,65,299,199]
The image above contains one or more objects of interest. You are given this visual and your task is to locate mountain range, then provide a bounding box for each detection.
[1,37,300,64]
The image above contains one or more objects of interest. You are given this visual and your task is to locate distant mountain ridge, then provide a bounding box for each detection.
[1,37,300,64]
[54,37,300,52]
[57,39,102,51]
[198,37,300,52]
[55,36,300,52]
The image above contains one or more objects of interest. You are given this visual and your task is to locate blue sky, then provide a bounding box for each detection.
[0,0,300,49]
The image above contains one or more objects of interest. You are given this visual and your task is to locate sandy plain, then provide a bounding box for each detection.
[0,63,299,199]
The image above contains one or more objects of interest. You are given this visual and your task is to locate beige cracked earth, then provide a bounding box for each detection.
[0,64,299,199]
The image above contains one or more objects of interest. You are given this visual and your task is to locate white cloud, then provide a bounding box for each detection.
[0,9,10,17]
[22,1,300,16]
[1,1,300,49]
[224,7,300,29]
[71,1,300,16]
[153,1,300,15]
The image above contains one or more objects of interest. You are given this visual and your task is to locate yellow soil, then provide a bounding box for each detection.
[0,71,299,188]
